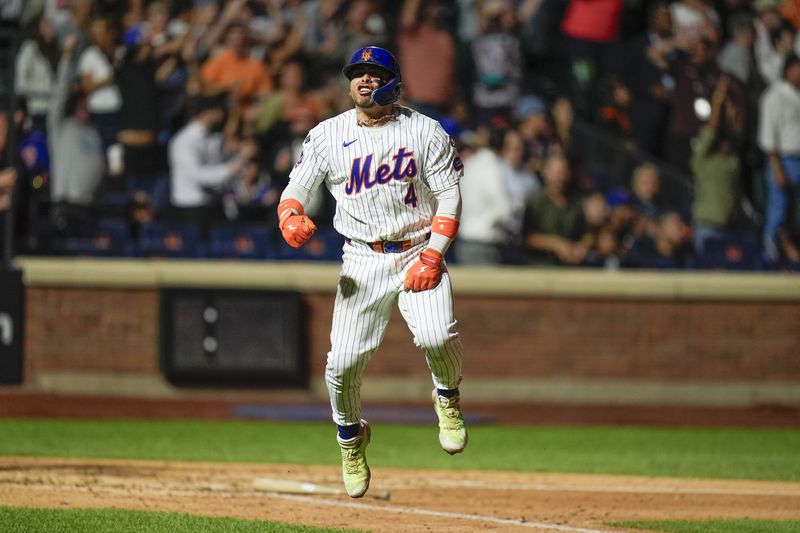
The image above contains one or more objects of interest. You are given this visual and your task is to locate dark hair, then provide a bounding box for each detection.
[727,12,753,37]
[64,86,88,117]
[769,21,793,48]
[192,92,229,115]
[25,15,59,71]
[647,2,671,26]
[488,127,507,152]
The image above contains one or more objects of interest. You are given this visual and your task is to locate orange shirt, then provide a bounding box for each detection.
[200,49,272,107]
[781,1,800,30]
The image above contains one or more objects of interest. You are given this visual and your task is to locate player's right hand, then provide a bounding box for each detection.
[278,198,317,248]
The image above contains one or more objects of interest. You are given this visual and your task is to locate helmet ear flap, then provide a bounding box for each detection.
[372,77,402,106]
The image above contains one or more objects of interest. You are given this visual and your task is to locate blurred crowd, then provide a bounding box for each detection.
[1,0,799,270]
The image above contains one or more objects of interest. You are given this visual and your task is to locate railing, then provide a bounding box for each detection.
[569,116,695,215]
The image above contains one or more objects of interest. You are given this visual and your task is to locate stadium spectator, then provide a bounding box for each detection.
[754,0,800,80]
[514,95,562,175]
[199,22,272,114]
[48,35,106,237]
[48,0,91,50]
[781,0,800,30]
[758,52,800,263]
[397,0,457,120]
[598,77,634,144]
[470,0,523,125]
[580,191,621,268]
[522,153,589,266]
[14,15,58,131]
[332,0,388,67]
[625,211,694,269]
[664,36,721,173]
[168,93,257,239]
[250,59,318,143]
[756,20,797,84]
[115,21,168,204]
[718,13,758,86]
[77,17,122,152]
[690,74,755,257]
[227,158,278,220]
[294,0,347,83]
[456,127,516,265]
[559,0,623,120]
[550,96,574,153]
[669,0,720,50]
[619,2,675,158]
[629,163,664,236]
[501,127,541,259]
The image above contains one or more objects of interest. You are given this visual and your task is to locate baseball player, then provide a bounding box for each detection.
[277,46,467,498]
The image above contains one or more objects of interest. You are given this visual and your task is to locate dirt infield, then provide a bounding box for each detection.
[2,457,799,533]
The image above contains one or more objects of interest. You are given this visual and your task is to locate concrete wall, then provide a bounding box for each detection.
[15,258,800,406]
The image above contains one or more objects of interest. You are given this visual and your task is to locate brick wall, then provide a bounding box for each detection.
[24,288,800,384]
[25,287,159,377]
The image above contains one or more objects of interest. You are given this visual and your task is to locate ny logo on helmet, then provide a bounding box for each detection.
[360,49,373,61]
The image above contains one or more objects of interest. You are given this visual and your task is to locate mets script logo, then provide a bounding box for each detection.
[361,49,373,61]
[346,147,417,196]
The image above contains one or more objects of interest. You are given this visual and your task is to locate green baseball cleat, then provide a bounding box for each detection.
[432,390,468,454]
[337,419,371,498]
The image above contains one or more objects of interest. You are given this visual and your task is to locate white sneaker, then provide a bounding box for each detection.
[432,390,468,454]
[337,420,371,498]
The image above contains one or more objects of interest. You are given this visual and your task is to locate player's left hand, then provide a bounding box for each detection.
[404,249,443,292]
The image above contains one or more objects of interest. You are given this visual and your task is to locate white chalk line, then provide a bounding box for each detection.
[267,492,623,533]
[1,482,620,532]
[424,479,800,497]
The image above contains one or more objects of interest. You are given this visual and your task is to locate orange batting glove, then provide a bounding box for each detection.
[278,198,317,248]
[404,249,443,292]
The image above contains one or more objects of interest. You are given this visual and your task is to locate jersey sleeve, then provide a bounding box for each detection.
[423,122,463,192]
[288,126,329,193]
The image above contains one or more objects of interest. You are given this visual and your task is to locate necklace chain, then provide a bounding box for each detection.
[357,109,395,127]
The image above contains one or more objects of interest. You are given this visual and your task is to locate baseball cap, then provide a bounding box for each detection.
[123,26,142,47]
[514,95,547,121]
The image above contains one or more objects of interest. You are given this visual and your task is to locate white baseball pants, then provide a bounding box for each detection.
[325,239,464,426]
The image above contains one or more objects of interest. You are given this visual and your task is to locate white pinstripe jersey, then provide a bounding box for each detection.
[289,105,463,243]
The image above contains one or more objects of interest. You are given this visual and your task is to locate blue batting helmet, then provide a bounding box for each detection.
[342,46,402,106]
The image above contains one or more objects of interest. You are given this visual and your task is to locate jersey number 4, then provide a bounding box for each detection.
[404,183,418,208]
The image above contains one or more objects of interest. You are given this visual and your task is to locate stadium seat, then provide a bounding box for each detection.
[208,224,277,260]
[278,226,344,262]
[136,222,204,258]
[698,235,760,271]
[61,218,133,257]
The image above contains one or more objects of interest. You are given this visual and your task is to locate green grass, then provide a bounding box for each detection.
[1,419,799,481]
[0,506,361,533]
[613,519,800,533]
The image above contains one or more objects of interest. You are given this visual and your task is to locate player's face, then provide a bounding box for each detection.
[348,66,388,109]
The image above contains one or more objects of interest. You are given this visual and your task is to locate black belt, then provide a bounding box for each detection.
[347,233,430,253]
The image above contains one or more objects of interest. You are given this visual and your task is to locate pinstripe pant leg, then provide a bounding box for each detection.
[326,244,398,426]
[397,269,464,391]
